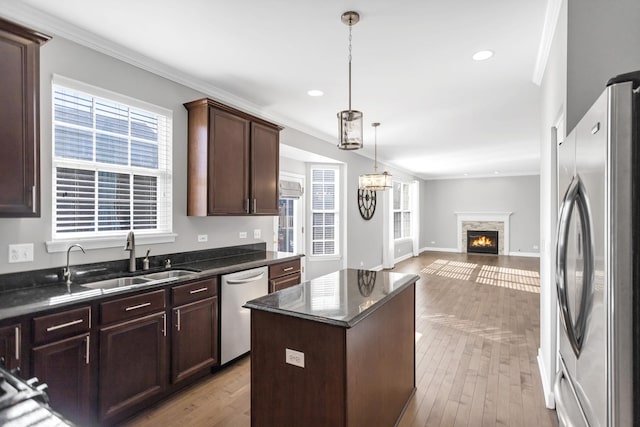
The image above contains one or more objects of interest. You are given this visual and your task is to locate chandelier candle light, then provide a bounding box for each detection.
[359,122,392,190]
[337,11,363,150]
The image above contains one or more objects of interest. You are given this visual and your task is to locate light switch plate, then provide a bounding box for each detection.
[197,234,208,242]
[253,229,261,239]
[239,232,247,239]
[285,348,305,368]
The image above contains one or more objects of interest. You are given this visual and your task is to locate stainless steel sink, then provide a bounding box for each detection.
[143,269,196,281]
[81,276,153,290]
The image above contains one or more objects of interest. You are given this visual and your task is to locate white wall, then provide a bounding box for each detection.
[421,176,541,255]
[0,35,279,275]
[538,0,567,408]
[566,0,640,132]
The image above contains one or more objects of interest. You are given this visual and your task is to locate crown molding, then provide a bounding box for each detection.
[532,0,563,86]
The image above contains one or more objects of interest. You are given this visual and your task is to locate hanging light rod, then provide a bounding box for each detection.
[359,122,393,190]
[337,11,364,150]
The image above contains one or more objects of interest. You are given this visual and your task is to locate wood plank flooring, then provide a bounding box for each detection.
[120,252,558,427]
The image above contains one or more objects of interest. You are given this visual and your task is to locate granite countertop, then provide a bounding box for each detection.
[244,268,419,328]
[0,250,302,322]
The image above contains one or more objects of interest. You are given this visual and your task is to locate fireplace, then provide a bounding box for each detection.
[467,230,499,255]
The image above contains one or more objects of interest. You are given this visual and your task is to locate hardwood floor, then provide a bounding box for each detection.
[120,252,558,427]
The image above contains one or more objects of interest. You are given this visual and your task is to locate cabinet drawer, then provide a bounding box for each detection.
[172,278,217,306]
[269,259,300,279]
[33,306,90,344]
[270,272,302,293]
[101,290,165,325]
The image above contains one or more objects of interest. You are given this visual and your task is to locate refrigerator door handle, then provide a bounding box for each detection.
[556,176,594,357]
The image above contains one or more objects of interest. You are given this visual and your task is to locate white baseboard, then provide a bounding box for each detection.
[508,251,540,258]
[394,253,414,264]
[537,349,556,409]
[420,246,459,253]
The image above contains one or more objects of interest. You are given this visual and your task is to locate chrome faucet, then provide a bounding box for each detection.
[125,231,136,273]
[64,244,85,287]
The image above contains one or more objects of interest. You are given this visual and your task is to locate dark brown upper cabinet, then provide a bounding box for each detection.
[184,98,282,216]
[0,18,50,217]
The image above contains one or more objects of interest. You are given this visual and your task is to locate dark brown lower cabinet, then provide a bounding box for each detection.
[270,272,302,293]
[32,333,90,424]
[99,311,168,422]
[0,323,21,370]
[172,296,218,383]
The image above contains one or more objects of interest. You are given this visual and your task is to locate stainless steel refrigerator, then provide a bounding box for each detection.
[554,71,639,426]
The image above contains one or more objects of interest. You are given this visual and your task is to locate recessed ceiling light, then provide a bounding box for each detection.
[307,89,324,97]
[472,50,494,61]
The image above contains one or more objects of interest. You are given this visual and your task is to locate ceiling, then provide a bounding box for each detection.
[6,0,548,180]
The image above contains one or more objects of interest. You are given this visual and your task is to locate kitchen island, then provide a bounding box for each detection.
[244,269,419,427]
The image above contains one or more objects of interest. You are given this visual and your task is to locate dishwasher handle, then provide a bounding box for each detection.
[225,271,265,285]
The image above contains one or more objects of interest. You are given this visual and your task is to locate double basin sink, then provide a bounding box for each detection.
[80,269,197,290]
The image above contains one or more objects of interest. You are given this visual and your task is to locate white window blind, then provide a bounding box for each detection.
[52,77,172,240]
[393,181,412,239]
[310,167,339,256]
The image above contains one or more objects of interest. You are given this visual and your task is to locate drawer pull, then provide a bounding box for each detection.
[46,319,83,332]
[189,287,208,294]
[125,302,151,312]
[283,267,294,272]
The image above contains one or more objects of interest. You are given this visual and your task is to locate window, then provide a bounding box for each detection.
[393,181,412,239]
[51,77,172,241]
[310,167,339,256]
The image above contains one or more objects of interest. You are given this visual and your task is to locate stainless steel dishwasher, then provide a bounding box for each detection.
[220,266,268,364]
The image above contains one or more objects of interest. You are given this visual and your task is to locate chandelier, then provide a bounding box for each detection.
[337,11,363,150]
[358,122,392,190]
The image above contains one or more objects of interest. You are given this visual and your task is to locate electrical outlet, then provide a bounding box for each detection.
[431,241,436,245]
[285,348,305,368]
[253,229,261,239]
[533,245,539,250]
[239,232,247,239]
[8,243,34,263]
[197,234,208,242]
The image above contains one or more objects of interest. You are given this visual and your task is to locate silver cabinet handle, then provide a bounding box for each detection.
[125,302,151,312]
[176,309,181,332]
[85,336,90,365]
[283,267,294,272]
[46,319,83,332]
[162,313,167,337]
[14,326,20,361]
[31,185,37,213]
[189,287,208,294]
[253,198,257,213]
[246,198,250,214]
[226,271,265,284]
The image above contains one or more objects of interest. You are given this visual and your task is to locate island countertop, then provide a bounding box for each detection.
[244,268,419,328]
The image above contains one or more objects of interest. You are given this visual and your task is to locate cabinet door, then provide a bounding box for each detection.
[251,122,280,215]
[270,272,302,293]
[32,333,90,423]
[0,18,49,217]
[209,108,250,214]
[172,296,218,383]
[0,324,21,370]
[99,311,168,421]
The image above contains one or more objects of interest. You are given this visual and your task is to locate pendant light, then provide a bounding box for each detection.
[359,123,392,190]
[337,11,363,150]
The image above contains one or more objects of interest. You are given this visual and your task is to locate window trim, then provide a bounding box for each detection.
[309,164,340,258]
[393,181,413,241]
[48,75,174,252]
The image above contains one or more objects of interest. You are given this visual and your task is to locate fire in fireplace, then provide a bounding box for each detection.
[467,230,499,255]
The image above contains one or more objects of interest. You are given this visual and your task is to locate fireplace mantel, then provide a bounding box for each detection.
[455,212,512,254]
